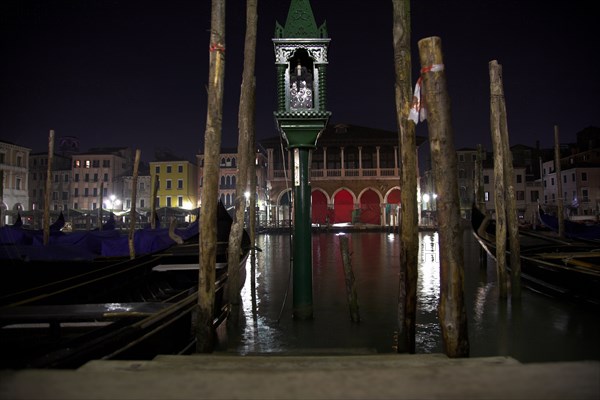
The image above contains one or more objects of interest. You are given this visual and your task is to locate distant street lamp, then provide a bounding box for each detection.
[108,194,121,213]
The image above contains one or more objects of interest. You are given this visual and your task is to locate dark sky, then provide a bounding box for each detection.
[1,0,598,163]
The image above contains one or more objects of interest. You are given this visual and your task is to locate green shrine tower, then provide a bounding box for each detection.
[274,0,331,320]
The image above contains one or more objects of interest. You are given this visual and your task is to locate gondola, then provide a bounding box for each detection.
[0,203,251,369]
[0,209,199,264]
[471,204,600,307]
[538,205,600,243]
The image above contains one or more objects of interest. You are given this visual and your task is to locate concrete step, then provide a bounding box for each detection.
[78,351,521,372]
[1,353,598,399]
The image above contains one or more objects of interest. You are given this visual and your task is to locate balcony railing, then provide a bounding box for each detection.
[272,167,399,180]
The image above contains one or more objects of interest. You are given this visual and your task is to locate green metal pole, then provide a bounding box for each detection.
[292,146,313,320]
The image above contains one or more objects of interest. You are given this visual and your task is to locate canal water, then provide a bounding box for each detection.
[222,229,600,363]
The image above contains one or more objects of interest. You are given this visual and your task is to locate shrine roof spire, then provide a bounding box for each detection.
[275,0,328,39]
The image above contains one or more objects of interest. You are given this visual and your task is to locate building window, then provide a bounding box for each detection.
[16,177,21,190]
[177,179,183,189]
[484,191,490,202]
[167,165,172,173]
[62,191,68,200]
[104,173,108,182]
[74,160,81,168]
[75,173,79,182]
[155,166,160,174]
[16,155,22,167]
[0,153,5,164]
[516,191,525,200]
[84,188,89,197]
[551,178,554,186]
[140,199,145,208]
[155,197,160,207]
[516,174,522,184]
[530,190,539,202]
[581,172,588,181]
[563,175,567,183]
[166,196,172,207]
[54,174,59,183]
[64,174,69,182]
[92,160,100,168]
[178,165,183,173]
[93,188,98,197]
[92,202,97,210]
[483,175,489,184]
[52,191,58,200]
[74,188,79,196]
[178,196,183,207]
[85,174,89,182]
[103,160,110,167]
[74,202,78,209]
[572,172,576,182]
[85,160,91,168]
[93,173,98,182]
[582,189,589,201]
[166,179,172,190]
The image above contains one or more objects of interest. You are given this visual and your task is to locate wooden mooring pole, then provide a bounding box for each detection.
[197,0,226,353]
[43,130,54,246]
[339,235,360,323]
[474,144,487,268]
[554,125,565,238]
[392,0,418,354]
[491,60,521,299]
[418,36,469,357]
[489,60,509,298]
[150,175,159,229]
[128,149,141,260]
[98,181,104,231]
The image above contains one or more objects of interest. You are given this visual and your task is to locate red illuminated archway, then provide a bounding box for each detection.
[311,190,328,225]
[333,189,353,224]
[359,189,381,225]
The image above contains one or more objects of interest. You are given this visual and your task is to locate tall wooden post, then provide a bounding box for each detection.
[392,0,418,354]
[474,144,487,268]
[43,130,55,245]
[489,61,509,298]
[228,0,257,326]
[128,149,141,259]
[554,125,565,238]
[418,37,469,357]
[150,175,159,229]
[98,181,104,231]
[197,0,226,353]
[491,60,521,299]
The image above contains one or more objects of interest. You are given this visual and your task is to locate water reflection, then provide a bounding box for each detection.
[229,230,600,362]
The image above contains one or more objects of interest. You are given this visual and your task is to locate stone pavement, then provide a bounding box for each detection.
[1,353,599,399]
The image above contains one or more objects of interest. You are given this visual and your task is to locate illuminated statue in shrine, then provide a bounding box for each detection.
[290,61,313,109]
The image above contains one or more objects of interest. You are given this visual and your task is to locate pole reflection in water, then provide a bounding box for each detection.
[228,231,599,362]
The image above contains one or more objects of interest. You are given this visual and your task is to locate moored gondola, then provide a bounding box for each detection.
[471,204,600,307]
[0,203,251,369]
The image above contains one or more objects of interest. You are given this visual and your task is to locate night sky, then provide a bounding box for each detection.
[1,0,598,163]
